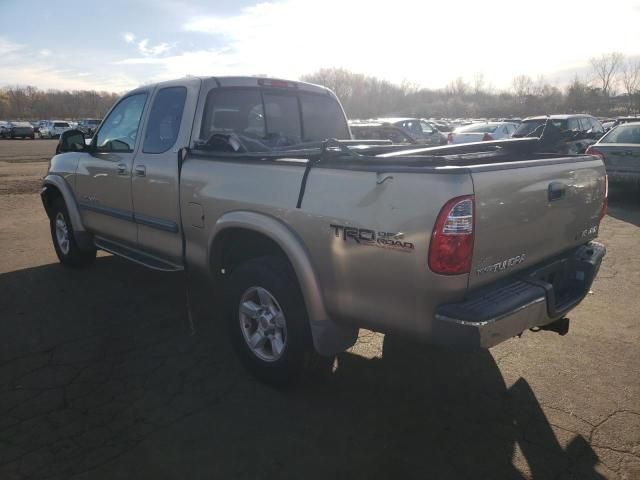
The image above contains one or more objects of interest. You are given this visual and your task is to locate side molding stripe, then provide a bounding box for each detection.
[78,202,179,233]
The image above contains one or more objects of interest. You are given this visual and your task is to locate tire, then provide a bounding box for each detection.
[225,255,313,386]
[49,196,96,267]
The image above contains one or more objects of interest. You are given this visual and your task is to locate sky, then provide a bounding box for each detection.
[1,0,639,93]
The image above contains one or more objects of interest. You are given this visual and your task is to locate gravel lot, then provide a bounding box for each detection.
[0,139,638,480]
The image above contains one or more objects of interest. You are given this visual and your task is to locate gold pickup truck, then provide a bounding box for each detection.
[42,76,607,385]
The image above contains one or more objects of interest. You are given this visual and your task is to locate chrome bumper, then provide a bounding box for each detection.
[433,242,606,349]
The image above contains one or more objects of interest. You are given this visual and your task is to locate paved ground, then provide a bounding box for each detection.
[0,140,639,479]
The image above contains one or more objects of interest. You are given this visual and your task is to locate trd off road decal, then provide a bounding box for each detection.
[330,224,414,252]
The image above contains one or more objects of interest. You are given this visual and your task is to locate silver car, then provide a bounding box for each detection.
[586,122,640,186]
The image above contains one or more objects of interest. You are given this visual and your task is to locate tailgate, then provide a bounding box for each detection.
[469,157,606,289]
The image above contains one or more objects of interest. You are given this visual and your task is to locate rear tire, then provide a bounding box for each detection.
[49,197,96,267]
[225,255,313,386]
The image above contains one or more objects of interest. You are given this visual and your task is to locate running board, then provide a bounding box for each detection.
[94,237,184,272]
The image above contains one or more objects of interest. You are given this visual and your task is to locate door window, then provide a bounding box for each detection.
[143,87,187,154]
[95,93,148,152]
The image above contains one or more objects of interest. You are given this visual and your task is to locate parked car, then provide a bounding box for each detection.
[0,121,35,139]
[512,114,604,154]
[43,76,606,386]
[447,121,518,144]
[77,119,102,137]
[586,122,640,187]
[0,121,9,137]
[40,121,73,139]
[612,116,640,127]
[349,121,418,144]
[373,117,443,146]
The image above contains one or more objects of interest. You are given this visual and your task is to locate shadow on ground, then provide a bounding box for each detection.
[607,183,640,227]
[0,257,605,479]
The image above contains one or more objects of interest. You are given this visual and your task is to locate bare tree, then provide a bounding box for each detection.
[512,75,533,99]
[620,59,640,113]
[472,73,485,96]
[590,52,624,99]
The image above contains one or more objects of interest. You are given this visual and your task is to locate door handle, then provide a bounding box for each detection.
[116,163,127,175]
[134,165,146,177]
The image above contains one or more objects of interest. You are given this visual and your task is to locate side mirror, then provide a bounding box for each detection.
[56,129,86,154]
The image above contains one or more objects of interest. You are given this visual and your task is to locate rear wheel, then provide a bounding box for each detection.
[225,256,313,386]
[49,197,96,267]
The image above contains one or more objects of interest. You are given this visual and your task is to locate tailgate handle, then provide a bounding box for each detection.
[548,182,566,201]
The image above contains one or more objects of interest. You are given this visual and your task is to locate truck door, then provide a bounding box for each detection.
[75,92,149,246]
[131,80,199,266]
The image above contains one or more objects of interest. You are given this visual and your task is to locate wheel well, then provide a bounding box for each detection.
[211,228,294,281]
[41,184,62,218]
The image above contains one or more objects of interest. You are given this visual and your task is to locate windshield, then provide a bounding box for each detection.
[54,122,69,127]
[455,123,498,134]
[199,88,349,152]
[601,124,640,144]
[513,119,568,137]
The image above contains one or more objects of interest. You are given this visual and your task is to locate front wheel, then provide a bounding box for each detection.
[225,256,313,386]
[49,197,96,267]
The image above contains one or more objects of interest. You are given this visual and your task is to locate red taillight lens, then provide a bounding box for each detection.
[428,195,475,275]
[585,146,605,161]
[599,174,608,221]
[447,133,453,144]
[482,133,493,141]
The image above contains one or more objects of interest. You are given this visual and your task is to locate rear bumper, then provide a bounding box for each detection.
[433,242,606,349]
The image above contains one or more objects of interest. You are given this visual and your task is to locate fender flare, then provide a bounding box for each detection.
[209,211,358,355]
[41,174,86,233]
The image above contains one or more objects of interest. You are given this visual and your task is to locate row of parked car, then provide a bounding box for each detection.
[0,119,102,139]
[349,114,640,186]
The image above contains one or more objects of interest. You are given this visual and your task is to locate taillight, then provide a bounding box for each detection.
[447,133,453,144]
[428,195,475,275]
[599,175,608,221]
[482,133,493,141]
[585,146,605,161]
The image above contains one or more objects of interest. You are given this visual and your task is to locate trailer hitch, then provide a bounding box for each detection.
[531,317,570,336]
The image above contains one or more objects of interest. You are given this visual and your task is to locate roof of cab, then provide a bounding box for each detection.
[127,76,332,96]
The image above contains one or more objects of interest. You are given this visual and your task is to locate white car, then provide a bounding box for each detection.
[40,121,73,139]
[447,122,518,144]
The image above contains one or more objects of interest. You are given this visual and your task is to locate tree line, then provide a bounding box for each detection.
[0,87,119,121]
[301,52,640,119]
[1,52,638,121]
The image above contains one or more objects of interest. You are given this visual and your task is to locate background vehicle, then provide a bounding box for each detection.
[0,121,9,137]
[612,116,640,127]
[586,122,640,187]
[349,121,418,144]
[43,76,607,386]
[77,119,102,137]
[40,121,72,139]
[373,117,443,145]
[447,121,518,144]
[1,121,35,139]
[512,114,604,154]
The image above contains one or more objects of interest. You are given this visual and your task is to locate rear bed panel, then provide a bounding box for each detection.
[469,157,606,289]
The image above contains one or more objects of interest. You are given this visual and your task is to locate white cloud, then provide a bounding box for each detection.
[123,32,136,44]
[176,0,640,89]
[39,49,51,57]
[137,38,171,57]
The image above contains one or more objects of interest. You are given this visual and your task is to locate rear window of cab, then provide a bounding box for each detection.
[199,88,350,152]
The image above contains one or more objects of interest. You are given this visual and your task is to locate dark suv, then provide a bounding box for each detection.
[512,114,604,154]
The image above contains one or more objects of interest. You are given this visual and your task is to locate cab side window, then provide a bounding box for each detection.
[143,87,187,154]
[95,93,148,152]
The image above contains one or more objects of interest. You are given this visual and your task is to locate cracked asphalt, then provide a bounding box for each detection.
[0,140,639,479]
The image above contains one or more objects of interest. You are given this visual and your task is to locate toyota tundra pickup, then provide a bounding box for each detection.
[42,76,607,385]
